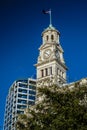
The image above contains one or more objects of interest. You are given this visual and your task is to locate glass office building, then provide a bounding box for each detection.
[4,78,36,130]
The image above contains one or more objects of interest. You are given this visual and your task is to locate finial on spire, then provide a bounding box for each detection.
[42,9,52,27]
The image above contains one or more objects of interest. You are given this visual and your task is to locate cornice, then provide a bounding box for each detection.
[35,58,68,70]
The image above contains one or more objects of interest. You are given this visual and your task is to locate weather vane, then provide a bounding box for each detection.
[42,9,52,27]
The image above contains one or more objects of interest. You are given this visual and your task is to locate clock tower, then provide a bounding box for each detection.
[35,24,67,87]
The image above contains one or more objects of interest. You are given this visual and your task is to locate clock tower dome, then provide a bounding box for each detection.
[35,24,67,87]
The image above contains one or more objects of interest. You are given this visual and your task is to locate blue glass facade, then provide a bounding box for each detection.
[4,78,36,130]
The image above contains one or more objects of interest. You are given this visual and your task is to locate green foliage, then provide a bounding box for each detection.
[16,84,87,130]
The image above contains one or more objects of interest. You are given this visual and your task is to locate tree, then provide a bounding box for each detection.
[16,84,87,130]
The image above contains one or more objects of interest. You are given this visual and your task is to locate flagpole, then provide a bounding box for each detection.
[49,9,52,27]
[42,9,52,27]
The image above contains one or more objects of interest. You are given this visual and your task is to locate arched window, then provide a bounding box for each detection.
[51,35,54,41]
[46,35,49,41]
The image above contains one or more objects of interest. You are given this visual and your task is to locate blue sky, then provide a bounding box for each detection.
[0,0,87,128]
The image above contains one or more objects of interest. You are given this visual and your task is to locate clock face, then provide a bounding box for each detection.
[44,49,51,59]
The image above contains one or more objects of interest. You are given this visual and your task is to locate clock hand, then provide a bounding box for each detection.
[45,51,49,55]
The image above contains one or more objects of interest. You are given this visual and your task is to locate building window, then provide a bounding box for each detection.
[19,83,27,88]
[57,68,59,75]
[18,89,27,93]
[29,95,36,100]
[18,99,27,104]
[29,90,36,95]
[50,67,52,75]
[17,110,24,114]
[59,70,61,76]
[29,80,36,85]
[62,72,65,79]
[17,105,26,109]
[46,35,49,41]
[29,85,36,90]
[28,101,35,105]
[61,71,63,77]
[41,69,44,77]
[18,94,27,99]
[45,68,48,76]
[51,35,54,41]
